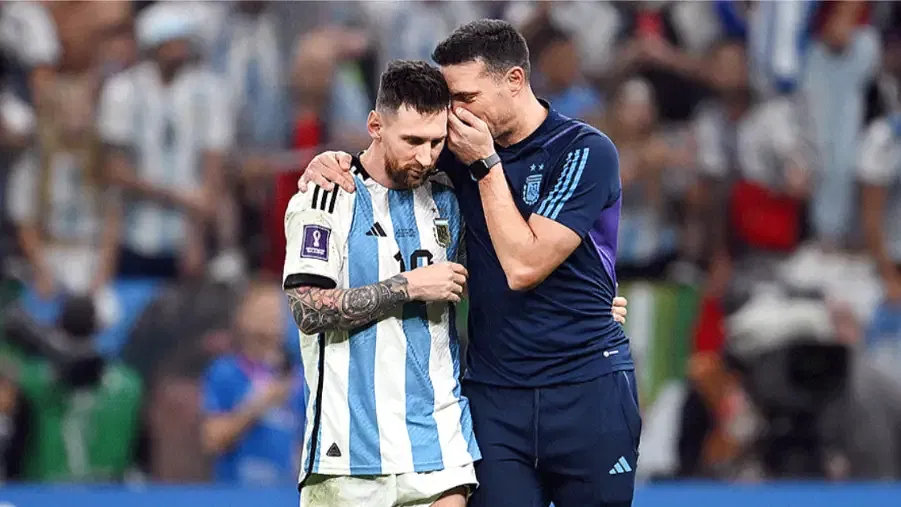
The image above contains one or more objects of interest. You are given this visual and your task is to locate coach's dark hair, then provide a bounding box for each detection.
[375,60,450,115]
[431,19,530,78]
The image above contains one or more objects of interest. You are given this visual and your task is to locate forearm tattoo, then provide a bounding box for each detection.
[285,275,410,335]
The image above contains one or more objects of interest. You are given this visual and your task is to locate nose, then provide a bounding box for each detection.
[415,144,432,168]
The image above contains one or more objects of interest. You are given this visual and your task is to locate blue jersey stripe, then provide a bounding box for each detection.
[547,147,590,220]
[535,148,580,216]
[345,180,383,474]
[387,189,444,471]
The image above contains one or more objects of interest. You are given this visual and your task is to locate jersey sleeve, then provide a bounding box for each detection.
[533,132,620,238]
[282,185,349,290]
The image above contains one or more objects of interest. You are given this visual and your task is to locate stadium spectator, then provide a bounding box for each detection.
[10,295,145,482]
[599,77,684,280]
[858,112,901,377]
[97,2,233,281]
[805,2,881,250]
[200,281,305,485]
[532,27,603,121]
[7,73,118,300]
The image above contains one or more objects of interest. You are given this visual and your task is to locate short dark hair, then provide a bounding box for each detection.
[432,19,530,78]
[375,60,450,115]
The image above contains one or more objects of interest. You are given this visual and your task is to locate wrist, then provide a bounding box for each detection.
[399,273,418,301]
[469,152,500,181]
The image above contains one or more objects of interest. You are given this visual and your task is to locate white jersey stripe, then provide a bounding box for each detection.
[373,185,415,473]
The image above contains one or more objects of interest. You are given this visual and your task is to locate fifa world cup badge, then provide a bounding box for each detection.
[434,219,450,247]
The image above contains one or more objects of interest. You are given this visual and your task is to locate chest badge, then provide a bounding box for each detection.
[523,164,544,205]
[434,218,451,247]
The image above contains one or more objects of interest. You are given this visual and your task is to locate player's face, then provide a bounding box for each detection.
[441,60,519,141]
[376,105,447,189]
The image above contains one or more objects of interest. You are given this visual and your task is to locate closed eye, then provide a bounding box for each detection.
[452,92,478,104]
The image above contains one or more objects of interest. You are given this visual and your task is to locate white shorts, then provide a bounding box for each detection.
[299,462,478,507]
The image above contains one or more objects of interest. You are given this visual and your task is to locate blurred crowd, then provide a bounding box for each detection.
[0,0,900,486]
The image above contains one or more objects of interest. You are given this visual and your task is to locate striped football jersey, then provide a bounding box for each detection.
[283,157,479,484]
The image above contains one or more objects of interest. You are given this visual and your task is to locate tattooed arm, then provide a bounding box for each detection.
[284,261,469,335]
[285,275,411,335]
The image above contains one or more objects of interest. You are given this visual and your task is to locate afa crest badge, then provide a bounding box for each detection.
[434,218,451,247]
[523,174,543,205]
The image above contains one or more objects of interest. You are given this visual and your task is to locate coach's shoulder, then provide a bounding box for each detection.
[557,121,618,165]
[566,120,616,149]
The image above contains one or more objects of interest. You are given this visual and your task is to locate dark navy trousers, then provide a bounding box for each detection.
[463,370,641,507]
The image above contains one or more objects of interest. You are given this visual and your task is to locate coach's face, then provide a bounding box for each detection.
[372,105,447,188]
[441,59,521,141]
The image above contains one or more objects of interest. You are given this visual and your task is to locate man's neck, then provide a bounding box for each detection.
[496,89,548,148]
[359,144,401,189]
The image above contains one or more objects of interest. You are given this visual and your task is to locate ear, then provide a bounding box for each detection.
[367,110,381,140]
[506,66,527,94]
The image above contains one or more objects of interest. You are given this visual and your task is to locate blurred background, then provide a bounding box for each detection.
[0,0,900,505]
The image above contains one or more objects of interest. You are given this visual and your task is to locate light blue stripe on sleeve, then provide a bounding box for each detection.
[536,148,581,217]
[388,189,444,472]
[547,147,590,220]
[344,179,383,474]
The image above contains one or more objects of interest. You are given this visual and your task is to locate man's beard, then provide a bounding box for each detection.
[385,156,433,189]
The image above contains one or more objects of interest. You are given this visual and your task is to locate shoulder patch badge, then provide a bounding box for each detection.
[301,224,330,261]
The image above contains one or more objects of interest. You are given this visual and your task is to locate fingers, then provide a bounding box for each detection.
[612,296,628,324]
[298,172,310,192]
[303,171,334,191]
[453,107,477,126]
[447,110,466,132]
[452,273,467,288]
[448,262,469,278]
[336,152,353,171]
[453,107,489,132]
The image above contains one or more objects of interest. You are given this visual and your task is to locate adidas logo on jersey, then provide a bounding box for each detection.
[326,443,342,458]
[365,222,388,237]
[608,456,633,475]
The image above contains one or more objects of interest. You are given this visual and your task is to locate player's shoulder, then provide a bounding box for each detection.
[286,184,356,217]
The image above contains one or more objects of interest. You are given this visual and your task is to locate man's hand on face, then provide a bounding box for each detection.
[298,151,357,193]
[447,108,496,166]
